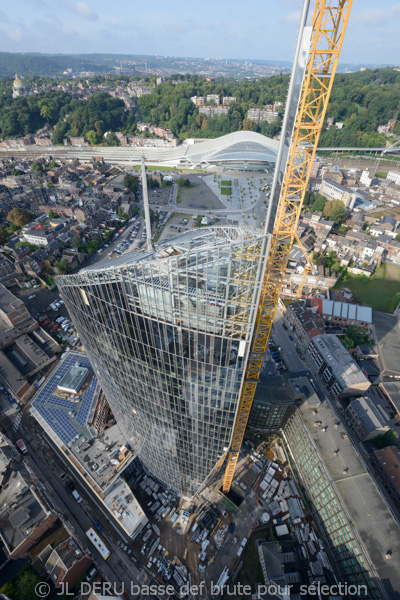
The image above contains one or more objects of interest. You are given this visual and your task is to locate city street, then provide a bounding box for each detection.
[0,407,155,600]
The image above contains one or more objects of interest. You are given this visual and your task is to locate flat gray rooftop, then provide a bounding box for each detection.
[380,382,400,414]
[298,399,400,600]
[313,334,369,388]
[373,311,400,377]
[290,376,320,406]
[255,372,295,406]
[0,283,23,314]
[0,469,48,551]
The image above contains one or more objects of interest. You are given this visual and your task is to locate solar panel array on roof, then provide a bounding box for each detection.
[32,352,98,445]
[76,376,98,427]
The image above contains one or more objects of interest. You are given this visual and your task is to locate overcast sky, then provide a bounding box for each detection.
[1,0,399,65]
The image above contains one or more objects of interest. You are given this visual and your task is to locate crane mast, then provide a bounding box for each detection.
[222,0,353,493]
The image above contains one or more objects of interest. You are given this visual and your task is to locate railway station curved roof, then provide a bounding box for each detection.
[184,131,279,168]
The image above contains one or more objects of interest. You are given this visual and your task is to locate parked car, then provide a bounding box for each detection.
[28,294,36,300]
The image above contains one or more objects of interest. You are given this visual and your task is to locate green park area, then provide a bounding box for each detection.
[132,164,176,171]
[220,180,232,196]
[336,263,400,313]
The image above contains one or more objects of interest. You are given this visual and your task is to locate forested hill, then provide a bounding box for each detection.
[319,68,400,147]
[0,68,399,147]
[0,53,109,77]
[135,68,400,145]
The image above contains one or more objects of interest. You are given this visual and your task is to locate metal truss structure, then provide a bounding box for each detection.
[223,0,353,492]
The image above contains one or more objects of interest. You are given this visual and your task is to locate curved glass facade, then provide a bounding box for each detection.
[57,227,268,498]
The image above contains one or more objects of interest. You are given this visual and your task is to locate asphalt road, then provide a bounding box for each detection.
[271,308,308,372]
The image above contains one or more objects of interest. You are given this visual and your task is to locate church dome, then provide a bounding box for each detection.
[13,74,28,89]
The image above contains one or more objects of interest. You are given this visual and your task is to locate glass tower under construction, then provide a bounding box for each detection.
[57,227,268,498]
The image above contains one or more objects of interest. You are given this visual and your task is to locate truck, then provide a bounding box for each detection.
[16,439,28,454]
[72,489,83,503]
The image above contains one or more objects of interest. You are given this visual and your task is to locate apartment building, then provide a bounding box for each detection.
[284,301,325,350]
[319,179,353,207]
[198,106,229,118]
[309,334,370,398]
[387,170,400,186]
[246,108,279,123]
[345,396,389,441]
[190,96,205,107]
[206,94,220,105]
[373,446,400,507]
[222,96,236,105]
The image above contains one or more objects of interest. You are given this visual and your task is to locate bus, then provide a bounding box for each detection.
[85,527,111,560]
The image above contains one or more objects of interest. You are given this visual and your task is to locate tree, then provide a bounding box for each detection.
[342,336,355,349]
[0,228,8,244]
[395,233,400,243]
[11,168,23,176]
[86,129,102,145]
[195,214,205,227]
[0,582,16,598]
[303,191,315,208]
[48,210,59,219]
[124,174,140,197]
[54,259,71,274]
[374,429,399,449]
[177,178,190,188]
[104,131,120,146]
[15,572,41,600]
[390,292,400,313]
[323,200,346,224]
[70,236,82,249]
[30,161,43,173]
[312,252,321,265]
[311,194,327,212]
[47,160,58,170]
[147,176,160,189]
[7,208,31,227]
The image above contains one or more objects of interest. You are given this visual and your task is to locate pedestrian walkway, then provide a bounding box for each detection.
[12,413,22,433]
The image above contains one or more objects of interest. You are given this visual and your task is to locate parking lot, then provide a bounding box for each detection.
[158,213,195,243]
[12,286,80,352]
[15,285,60,314]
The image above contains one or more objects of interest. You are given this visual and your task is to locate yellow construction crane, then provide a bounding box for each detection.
[223,0,353,493]
[294,234,317,299]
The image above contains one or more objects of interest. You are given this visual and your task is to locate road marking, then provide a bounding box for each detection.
[12,413,23,431]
